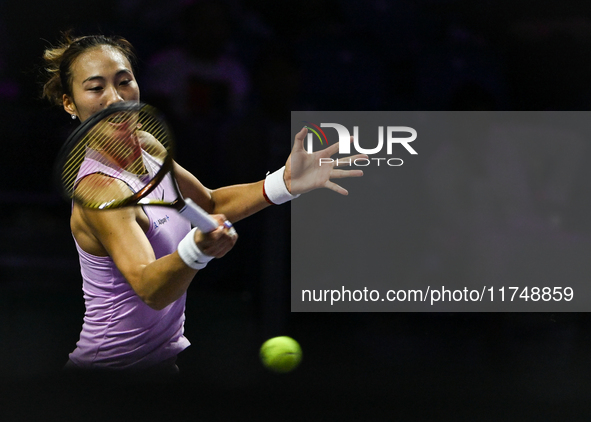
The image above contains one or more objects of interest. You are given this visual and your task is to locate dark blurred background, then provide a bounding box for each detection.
[2,0,591,420]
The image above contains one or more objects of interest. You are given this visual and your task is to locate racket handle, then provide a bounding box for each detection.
[179,198,219,233]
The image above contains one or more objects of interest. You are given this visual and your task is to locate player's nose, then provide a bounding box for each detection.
[104,86,125,107]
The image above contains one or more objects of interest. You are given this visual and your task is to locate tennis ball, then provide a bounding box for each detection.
[260,336,302,373]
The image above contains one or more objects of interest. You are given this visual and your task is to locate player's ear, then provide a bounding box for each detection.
[63,94,76,117]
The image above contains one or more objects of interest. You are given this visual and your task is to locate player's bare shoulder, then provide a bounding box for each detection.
[75,173,133,207]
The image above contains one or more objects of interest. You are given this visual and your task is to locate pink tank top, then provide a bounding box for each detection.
[68,149,191,370]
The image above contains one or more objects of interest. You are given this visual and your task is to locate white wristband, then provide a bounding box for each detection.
[263,166,300,205]
[177,228,214,270]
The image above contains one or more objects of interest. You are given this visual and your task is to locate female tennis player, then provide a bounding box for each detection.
[42,34,365,374]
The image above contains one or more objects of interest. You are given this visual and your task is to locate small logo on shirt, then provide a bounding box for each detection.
[153,215,170,229]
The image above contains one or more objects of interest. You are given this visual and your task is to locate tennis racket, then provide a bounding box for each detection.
[55,101,219,233]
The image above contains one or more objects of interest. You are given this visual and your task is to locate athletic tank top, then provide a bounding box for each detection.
[68,149,191,370]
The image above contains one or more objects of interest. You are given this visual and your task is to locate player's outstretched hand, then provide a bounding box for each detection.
[284,127,368,196]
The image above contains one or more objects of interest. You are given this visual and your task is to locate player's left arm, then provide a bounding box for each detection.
[174,127,367,222]
[174,161,269,223]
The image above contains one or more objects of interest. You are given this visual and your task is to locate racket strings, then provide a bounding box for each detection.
[61,105,172,208]
[63,116,138,202]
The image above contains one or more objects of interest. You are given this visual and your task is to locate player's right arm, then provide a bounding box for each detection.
[71,175,236,310]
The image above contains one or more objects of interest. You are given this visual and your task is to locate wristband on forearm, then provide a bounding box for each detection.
[263,166,300,205]
[177,228,214,270]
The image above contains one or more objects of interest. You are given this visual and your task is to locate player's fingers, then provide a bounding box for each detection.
[199,230,237,257]
[222,220,237,235]
[324,180,349,196]
[210,214,236,235]
[207,214,227,229]
[214,224,238,242]
[220,219,238,238]
[323,138,342,156]
[210,233,238,257]
[330,168,364,179]
[334,153,369,166]
[292,127,308,152]
[198,224,226,246]
[224,225,238,240]
[326,135,357,157]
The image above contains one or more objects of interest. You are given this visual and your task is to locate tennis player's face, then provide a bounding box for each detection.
[64,45,140,122]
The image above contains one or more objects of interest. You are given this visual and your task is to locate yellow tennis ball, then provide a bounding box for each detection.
[260,336,302,373]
